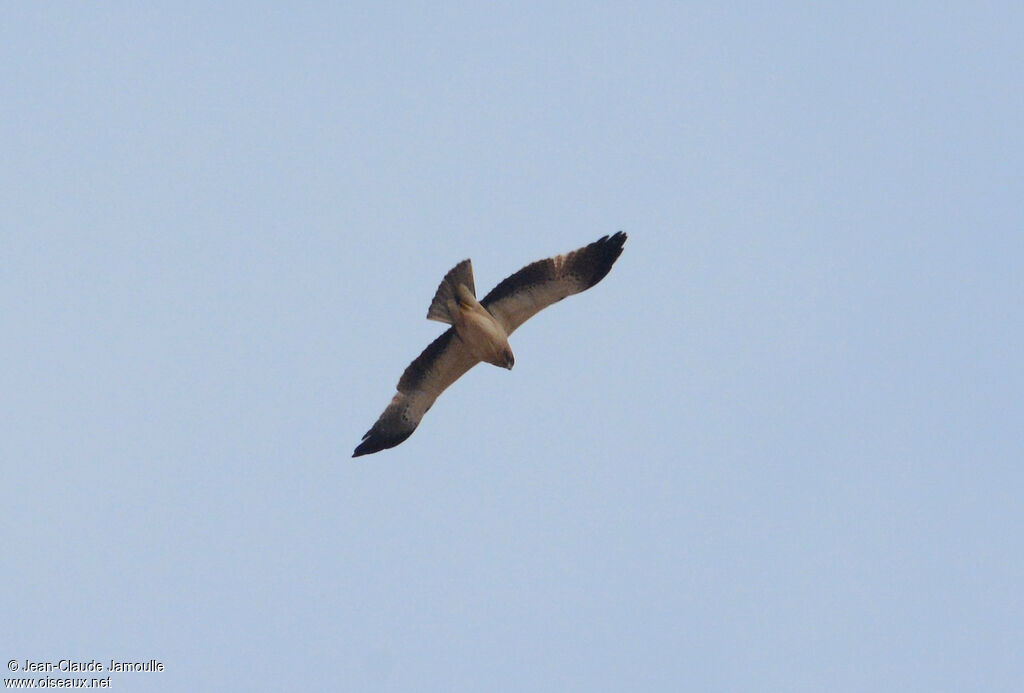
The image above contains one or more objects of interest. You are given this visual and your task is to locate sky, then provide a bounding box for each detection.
[2,2,1022,691]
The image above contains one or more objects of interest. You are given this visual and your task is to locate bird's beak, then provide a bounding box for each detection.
[505,354,515,370]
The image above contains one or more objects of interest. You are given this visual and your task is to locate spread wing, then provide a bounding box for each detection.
[481,232,627,335]
[353,328,480,457]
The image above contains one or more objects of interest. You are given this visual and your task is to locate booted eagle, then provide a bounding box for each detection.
[353,232,627,457]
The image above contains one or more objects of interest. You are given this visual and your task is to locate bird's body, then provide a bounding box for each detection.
[450,284,515,370]
[353,232,627,457]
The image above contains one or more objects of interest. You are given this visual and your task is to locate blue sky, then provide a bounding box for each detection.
[3,2,1022,691]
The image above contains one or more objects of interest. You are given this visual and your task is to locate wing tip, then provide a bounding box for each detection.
[351,427,415,458]
[606,230,627,254]
[584,230,627,288]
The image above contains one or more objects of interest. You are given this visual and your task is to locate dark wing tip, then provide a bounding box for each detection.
[579,230,627,289]
[352,426,415,457]
[352,436,377,457]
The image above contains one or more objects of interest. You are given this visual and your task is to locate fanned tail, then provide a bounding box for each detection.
[426,259,475,324]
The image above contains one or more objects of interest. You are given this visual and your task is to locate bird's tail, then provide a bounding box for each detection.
[427,259,475,324]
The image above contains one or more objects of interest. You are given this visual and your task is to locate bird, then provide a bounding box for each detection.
[353,232,627,457]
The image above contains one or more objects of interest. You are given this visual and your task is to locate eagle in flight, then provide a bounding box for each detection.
[353,232,627,457]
